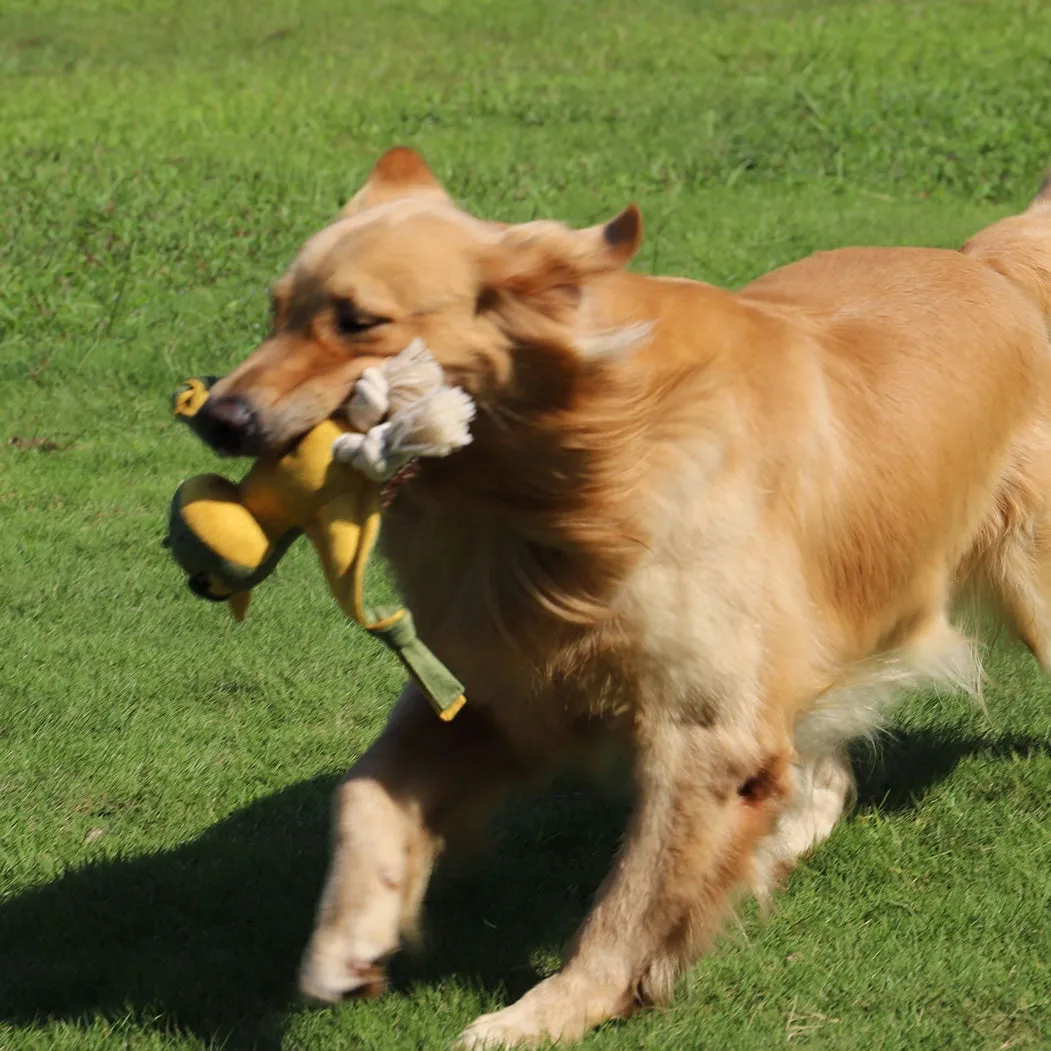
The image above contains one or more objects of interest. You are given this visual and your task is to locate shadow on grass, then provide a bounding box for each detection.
[0,774,338,1050]
[851,726,1050,812]
[0,729,1046,1048]
[0,771,627,1051]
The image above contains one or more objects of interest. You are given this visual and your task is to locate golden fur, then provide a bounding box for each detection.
[199,149,1051,1047]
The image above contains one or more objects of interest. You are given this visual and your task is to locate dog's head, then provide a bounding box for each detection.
[193,147,645,458]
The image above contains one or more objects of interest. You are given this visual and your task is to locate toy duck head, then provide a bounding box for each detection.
[166,378,368,621]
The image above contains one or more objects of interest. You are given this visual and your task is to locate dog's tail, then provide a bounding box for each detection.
[962,170,1051,322]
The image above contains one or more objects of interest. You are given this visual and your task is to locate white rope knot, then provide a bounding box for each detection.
[331,339,476,482]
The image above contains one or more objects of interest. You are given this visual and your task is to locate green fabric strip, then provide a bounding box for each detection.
[365,608,466,715]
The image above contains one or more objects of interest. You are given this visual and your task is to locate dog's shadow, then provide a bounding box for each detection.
[0,771,622,1051]
[0,728,1045,1049]
[850,726,1049,812]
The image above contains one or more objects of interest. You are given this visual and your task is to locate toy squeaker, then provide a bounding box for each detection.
[166,340,475,721]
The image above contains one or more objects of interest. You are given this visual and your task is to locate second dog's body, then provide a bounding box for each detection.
[195,150,1051,1046]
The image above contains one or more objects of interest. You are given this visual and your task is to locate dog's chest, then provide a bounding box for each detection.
[382,484,772,726]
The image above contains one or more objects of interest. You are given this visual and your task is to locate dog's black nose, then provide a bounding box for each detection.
[191,394,260,456]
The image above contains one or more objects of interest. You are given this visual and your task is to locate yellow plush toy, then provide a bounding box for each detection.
[166,341,475,721]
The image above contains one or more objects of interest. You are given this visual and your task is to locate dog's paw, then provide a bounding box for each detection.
[453,975,620,1049]
[298,922,397,1004]
[300,954,389,1003]
[453,1009,540,1050]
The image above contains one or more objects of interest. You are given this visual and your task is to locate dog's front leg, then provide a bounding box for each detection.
[456,717,791,1048]
[299,684,530,1002]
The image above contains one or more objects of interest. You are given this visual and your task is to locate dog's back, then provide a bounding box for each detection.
[963,173,1051,319]
[735,242,1051,647]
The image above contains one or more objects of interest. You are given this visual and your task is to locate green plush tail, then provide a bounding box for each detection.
[366,609,466,720]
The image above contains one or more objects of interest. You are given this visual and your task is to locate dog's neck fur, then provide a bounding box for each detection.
[379,271,746,666]
[384,371,650,634]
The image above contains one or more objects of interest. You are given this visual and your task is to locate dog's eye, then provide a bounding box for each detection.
[333,298,386,337]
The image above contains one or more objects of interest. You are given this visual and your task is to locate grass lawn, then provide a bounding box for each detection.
[2,0,1050,1047]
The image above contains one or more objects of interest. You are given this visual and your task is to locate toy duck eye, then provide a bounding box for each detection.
[333,297,386,338]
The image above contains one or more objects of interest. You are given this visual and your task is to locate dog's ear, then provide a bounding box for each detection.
[342,147,450,217]
[478,205,645,360]
[481,204,642,301]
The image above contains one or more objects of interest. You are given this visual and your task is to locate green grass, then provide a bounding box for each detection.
[2,0,1050,1047]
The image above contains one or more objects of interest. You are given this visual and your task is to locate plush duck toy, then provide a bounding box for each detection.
[166,340,474,721]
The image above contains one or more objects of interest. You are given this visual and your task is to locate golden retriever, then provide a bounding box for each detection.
[192,148,1051,1047]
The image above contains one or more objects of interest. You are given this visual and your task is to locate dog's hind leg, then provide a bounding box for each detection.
[456,716,793,1049]
[753,612,984,897]
[299,685,537,1003]
[967,436,1051,674]
[978,534,1051,672]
